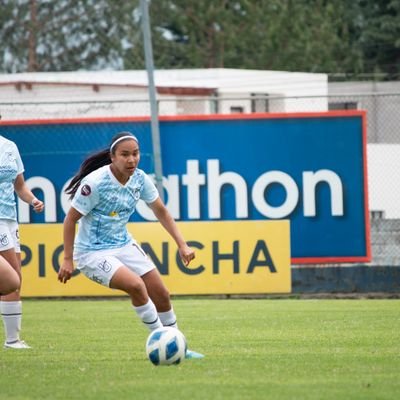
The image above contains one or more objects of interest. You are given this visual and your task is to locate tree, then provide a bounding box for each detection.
[0,0,144,72]
[0,0,399,79]
[357,0,400,78]
[149,0,399,78]
[149,0,363,73]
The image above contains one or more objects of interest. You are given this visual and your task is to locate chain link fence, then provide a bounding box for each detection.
[2,92,400,144]
[1,91,399,266]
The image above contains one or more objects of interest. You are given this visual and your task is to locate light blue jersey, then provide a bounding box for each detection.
[0,136,24,221]
[72,165,159,251]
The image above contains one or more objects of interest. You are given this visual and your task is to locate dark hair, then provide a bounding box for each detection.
[65,132,138,199]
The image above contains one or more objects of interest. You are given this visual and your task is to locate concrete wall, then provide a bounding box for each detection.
[292,217,400,294]
[292,266,400,294]
[370,218,400,266]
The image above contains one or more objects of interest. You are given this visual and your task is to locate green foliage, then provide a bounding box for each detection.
[1,298,400,400]
[0,0,143,72]
[357,0,400,78]
[0,0,399,78]
[149,0,386,76]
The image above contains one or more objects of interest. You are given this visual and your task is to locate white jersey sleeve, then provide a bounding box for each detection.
[71,176,100,216]
[14,144,24,175]
[141,173,159,204]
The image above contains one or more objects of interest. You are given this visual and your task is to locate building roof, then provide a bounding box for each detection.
[0,68,327,94]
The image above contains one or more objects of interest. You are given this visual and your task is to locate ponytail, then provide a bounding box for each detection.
[65,131,138,199]
[65,149,110,199]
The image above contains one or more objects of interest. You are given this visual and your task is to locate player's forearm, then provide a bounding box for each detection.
[14,182,37,205]
[156,209,186,247]
[63,215,76,260]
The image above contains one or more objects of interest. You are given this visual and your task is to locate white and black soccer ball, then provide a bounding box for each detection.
[145,327,187,366]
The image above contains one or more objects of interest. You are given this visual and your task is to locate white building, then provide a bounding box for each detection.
[0,68,328,119]
[328,81,400,219]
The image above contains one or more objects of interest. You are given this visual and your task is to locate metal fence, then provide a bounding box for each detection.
[1,92,400,266]
[2,92,400,144]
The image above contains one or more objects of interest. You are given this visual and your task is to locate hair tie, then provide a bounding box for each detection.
[110,135,138,152]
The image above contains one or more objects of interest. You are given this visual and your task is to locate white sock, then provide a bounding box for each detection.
[158,308,178,328]
[134,299,163,331]
[0,301,22,343]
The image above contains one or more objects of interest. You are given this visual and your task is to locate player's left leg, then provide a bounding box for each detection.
[0,255,20,296]
[0,248,30,349]
[123,242,204,359]
[142,269,204,360]
[141,269,177,327]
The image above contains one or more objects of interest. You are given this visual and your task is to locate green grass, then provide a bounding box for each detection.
[1,299,399,400]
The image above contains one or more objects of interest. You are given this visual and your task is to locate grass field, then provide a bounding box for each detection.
[0,298,399,400]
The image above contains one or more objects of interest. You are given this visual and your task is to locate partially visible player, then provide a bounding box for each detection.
[0,117,45,349]
[0,255,20,296]
[57,132,203,359]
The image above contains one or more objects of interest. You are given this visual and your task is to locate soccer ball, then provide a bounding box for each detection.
[145,327,187,366]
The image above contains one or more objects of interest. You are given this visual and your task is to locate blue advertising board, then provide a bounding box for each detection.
[0,111,370,263]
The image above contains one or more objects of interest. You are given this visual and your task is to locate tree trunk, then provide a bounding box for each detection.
[28,0,38,72]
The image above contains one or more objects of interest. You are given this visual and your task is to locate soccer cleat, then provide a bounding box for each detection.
[185,349,204,359]
[4,340,32,349]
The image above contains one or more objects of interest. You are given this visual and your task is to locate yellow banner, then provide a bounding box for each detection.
[19,220,291,297]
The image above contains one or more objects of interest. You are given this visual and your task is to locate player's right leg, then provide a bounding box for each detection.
[76,250,162,331]
[110,266,163,331]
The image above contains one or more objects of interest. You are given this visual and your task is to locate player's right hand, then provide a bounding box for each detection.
[58,259,74,284]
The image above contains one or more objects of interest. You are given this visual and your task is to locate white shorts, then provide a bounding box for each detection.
[0,220,20,252]
[74,241,155,287]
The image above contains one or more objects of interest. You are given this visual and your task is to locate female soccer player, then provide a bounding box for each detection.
[0,129,45,349]
[58,132,203,359]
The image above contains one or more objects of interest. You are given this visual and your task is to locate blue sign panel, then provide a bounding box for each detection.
[0,112,370,263]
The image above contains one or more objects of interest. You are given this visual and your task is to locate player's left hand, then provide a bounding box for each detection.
[178,244,195,266]
[31,198,45,213]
